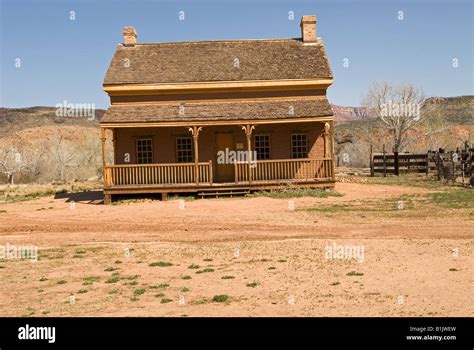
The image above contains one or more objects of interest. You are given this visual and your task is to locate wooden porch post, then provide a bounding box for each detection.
[188,126,203,185]
[242,124,255,183]
[111,128,116,165]
[101,127,111,204]
[101,127,107,179]
[323,122,330,158]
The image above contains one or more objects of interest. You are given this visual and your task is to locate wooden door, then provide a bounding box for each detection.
[215,133,234,183]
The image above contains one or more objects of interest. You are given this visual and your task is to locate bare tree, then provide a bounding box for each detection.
[0,148,29,184]
[363,81,426,152]
[0,132,46,184]
[49,135,80,181]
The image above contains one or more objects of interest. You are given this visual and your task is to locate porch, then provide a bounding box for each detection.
[104,157,333,187]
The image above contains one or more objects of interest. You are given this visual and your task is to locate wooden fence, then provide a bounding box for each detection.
[370,143,474,185]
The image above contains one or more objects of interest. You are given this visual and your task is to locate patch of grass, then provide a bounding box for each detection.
[115,260,122,264]
[277,259,287,263]
[149,283,169,289]
[134,289,146,296]
[154,293,166,298]
[74,249,86,255]
[56,280,67,285]
[212,295,229,303]
[108,289,119,294]
[160,298,173,304]
[124,274,140,280]
[181,275,192,280]
[39,277,48,282]
[130,297,139,302]
[181,287,190,293]
[104,267,118,272]
[105,276,121,284]
[249,188,343,199]
[221,275,235,280]
[188,263,200,269]
[77,289,88,294]
[41,311,50,315]
[190,298,208,305]
[346,271,364,277]
[246,282,259,288]
[149,261,173,267]
[82,276,100,285]
[196,268,214,274]
[431,189,474,209]
[307,204,351,214]
[124,280,138,286]
[203,258,213,262]
[331,282,341,286]
[268,266,276,270]
[449,268,459,271]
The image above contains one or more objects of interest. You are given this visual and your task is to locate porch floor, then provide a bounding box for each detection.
[103,178,335,196]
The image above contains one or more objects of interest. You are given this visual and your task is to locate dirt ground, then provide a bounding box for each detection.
[0,181,472,317]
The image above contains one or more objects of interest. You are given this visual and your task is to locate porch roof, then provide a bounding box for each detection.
[100,98,333,125]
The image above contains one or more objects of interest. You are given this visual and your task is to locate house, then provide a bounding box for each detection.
[100,15,335,203]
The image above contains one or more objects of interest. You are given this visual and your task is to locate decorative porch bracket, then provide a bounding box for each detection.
[188,126,203,185]
[241,124,255,183]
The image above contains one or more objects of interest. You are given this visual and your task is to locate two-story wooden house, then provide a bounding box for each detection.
[100,15,335,203]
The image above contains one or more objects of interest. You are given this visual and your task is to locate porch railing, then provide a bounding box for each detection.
[104,158,334,187]
[104,161,213,186]
[234,158,334,183]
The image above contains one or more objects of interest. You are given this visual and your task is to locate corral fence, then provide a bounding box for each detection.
[370,143,474,186]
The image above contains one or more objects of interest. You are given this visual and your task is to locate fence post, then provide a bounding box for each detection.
[382,144,386,177]
[370,145,374,177]
[394,151,399,176]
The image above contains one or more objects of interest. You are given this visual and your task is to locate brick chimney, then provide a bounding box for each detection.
[123,27,137,46]
[300,16,316,42]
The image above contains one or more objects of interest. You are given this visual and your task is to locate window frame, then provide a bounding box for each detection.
[136,138,153,164]
[291,133,308,159]
[254,134,271,160]
[176,136,194,163]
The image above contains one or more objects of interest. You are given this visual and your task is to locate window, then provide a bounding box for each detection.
[291,134,307,159]
[136,138,153,164]
[176,137,193,163]
[254,134,270,160]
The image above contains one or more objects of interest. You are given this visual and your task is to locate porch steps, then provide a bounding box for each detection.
[198,187,250,198]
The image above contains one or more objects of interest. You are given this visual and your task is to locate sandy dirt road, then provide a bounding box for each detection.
[0,182,472,316]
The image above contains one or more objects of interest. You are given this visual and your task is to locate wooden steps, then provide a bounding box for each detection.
[198,187,250,198]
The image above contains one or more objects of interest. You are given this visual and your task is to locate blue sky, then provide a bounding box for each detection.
[1,0,472,108]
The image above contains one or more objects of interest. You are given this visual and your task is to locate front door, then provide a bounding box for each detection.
[215,133,234,183]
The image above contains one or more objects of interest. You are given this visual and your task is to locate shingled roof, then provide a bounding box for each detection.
[103,39,333,85]
[100,98,332,124]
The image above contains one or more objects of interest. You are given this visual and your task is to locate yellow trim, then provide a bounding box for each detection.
[100,116,334,128]
[103,78,334,96]
[111,95,328,106]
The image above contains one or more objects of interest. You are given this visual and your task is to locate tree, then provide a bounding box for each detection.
[363,81,426,152]
[49,135,80,181]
